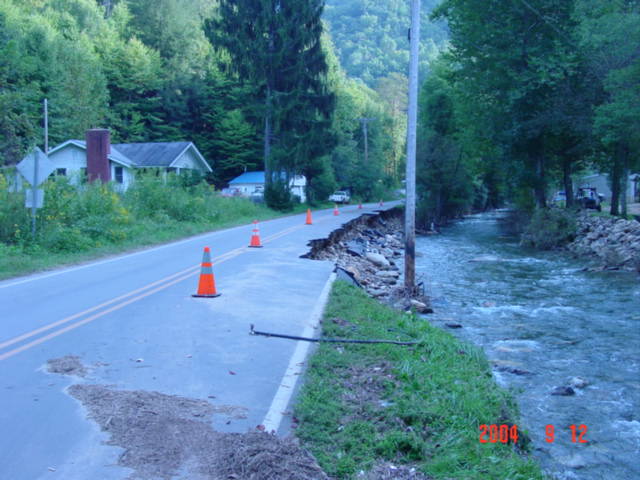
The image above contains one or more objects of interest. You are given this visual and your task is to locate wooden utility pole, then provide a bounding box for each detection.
[102,0,113,18]
[44,98,48,153]
[360,118,374,166]
[404,0,420,291]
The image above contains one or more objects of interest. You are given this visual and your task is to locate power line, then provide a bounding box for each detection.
[516,0,574,45]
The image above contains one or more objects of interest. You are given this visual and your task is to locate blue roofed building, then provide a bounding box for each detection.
[228,171,307,202]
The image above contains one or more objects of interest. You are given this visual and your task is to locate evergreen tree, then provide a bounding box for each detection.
[212,109,261,184]
[206,0,333,208]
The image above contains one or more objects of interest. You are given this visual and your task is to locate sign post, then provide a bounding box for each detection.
[16,147,55,237]
[31,149,39,237]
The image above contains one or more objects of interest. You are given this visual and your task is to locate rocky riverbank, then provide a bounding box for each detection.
[305,207,432,312]
[567,213,640,272]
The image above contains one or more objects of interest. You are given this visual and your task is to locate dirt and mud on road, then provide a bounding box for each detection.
[48,357,328,480]
[47,355,88,377]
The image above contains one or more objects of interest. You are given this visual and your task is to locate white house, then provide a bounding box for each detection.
[228,171,307,202]
[38,130,211,190]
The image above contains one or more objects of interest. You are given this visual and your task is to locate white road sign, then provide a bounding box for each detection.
[25,189,44,209]
[16,147,56,186]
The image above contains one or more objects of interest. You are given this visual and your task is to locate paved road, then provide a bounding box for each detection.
[0,202,397,480]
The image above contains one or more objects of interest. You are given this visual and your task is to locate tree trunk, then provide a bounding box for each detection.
[264,88,272,187]
[610,146,623,216]
[435,190,442,225]
[264,9,276,189]
[534,155,547,209]
[621,145,629,217]
[563,158,574,208]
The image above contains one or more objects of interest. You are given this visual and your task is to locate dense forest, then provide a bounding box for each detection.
[3,0,638,221]
[417,0,640,224]
[0,0,408,208]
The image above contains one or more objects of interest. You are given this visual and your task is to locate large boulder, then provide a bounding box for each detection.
[366,252,390,268]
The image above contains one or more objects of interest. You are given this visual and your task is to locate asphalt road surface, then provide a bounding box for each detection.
[0,202,397,480]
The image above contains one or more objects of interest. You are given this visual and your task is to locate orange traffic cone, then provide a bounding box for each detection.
[249,220,263,248]
[192,247,221,298]
[305,208,313,225]
[333,204,339,216]
[358,202,363,209]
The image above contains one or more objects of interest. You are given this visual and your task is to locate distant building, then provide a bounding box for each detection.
[28,129,211,190]
[579,173,639,203]
[228,171,307,202]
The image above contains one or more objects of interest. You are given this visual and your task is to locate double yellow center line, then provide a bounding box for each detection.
[0,222,310,362]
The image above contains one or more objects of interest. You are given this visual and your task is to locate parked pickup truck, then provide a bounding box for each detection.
[329,190,351,204]
[576,187,603,211]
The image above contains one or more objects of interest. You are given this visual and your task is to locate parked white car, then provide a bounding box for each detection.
[329,190,351,204]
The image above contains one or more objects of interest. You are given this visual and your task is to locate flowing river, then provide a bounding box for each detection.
[415,211,639,480]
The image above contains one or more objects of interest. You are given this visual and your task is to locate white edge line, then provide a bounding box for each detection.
[262,271,337,434]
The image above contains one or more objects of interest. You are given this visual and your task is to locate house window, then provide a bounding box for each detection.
[114,166,124,184]
[56,168,67,176]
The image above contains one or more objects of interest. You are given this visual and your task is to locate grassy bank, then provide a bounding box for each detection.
[0,173,312,280]
[295,282,545,480]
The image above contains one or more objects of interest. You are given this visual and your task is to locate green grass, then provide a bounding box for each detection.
[295,282,545,480]
[0,211,266,280]
[588,203,637,220]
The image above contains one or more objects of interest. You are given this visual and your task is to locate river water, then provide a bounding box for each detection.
[415,211,639,480]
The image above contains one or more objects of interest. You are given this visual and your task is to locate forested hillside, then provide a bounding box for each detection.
[0,0,403,207]
[323,0,448,85]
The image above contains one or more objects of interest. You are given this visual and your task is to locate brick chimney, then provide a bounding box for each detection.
[86,129,111,182]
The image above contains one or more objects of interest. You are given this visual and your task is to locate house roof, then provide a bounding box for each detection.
[229,171,265,184]
[112,142,191,167]
[229,171,306,185]
[46,139,212,172]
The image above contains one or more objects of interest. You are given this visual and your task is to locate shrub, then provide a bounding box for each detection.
[1,169,275,273]
[265,181,294,211]
[521,208,577,250]
[0,173,31,245]
[40,225,94,252]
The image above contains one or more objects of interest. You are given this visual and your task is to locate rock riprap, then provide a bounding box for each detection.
[567,214,640,272]
[308,209,432,311]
